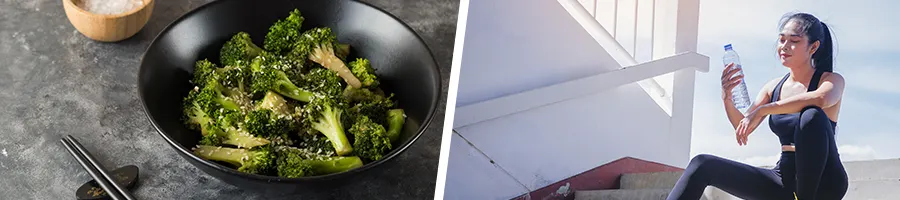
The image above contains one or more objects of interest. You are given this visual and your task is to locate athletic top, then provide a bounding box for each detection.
[767,69,838,145]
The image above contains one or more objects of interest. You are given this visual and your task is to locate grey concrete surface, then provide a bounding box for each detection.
[620,171,684,190]
[0,0,457,199]
[574,189,710,200]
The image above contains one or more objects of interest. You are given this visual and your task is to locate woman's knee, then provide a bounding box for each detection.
[688,154,722,168]
[799,106,830,127]
[796,106,831,139]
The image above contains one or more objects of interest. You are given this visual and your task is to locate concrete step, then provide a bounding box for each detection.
[844,179,900,200]
[574,189,712,200]
[620,171,684,189]
[843,159,900,181]
[574,189,672,200]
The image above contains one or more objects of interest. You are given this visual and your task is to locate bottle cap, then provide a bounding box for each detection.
[724,44,733,50]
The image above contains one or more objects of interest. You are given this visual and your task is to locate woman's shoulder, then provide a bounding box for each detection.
[823,71,845,82]
[761,76,786,92]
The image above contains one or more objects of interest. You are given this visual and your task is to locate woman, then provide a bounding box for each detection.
[666,12,848,200]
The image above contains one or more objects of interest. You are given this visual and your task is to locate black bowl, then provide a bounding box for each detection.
[137,0,440,192]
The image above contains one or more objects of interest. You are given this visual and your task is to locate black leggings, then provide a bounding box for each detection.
[667,107,848,200]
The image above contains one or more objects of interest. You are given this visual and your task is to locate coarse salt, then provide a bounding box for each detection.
[76,0,144,15]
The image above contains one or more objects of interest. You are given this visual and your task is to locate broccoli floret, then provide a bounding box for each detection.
[342,86,384,102]
[386,109,405,143]
[249,54,316,102]
[348,115,391,161]
[184,88,269,149]
[275,147,363,178]
[301,68,345,99]
[198,126,225,146]
[203,126,272,149]
[301,97,352,156]
[264,9,304,54]
[244,109,294,143]
[216,62,253,96]
[220,32,263,67]
[348,58,379,88]
[197,78,252,112]
[187,103,269,149]
[346,92,395,126]
[183,89,212,132]
[192,59,218,88]
[245,92,297,142]
[256,91,293,116]
[292,131,337,155]
[291,27,362,88]
[193,145,275,175]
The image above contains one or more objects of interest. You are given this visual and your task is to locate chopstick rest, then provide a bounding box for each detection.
[76,165,140,200]
[60,135,137,200]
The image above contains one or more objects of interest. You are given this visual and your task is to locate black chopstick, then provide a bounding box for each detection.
[61,135,136,200]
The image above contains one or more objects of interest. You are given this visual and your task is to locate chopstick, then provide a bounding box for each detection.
[60,135,136,200]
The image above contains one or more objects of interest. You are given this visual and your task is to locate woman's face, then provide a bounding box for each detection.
[777,20,819,68]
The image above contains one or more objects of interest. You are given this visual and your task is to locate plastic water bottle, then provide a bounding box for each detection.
[723,44,751,109]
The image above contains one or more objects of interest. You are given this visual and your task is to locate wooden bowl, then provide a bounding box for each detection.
[62,0,155,42]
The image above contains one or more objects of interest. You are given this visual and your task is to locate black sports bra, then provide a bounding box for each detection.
[767,70,838,145]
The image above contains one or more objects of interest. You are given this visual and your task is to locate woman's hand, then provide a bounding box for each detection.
[735,107,765,146]
[721,62,744,101]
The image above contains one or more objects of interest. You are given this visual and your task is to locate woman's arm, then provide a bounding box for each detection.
[757,73,845,116]
[729,79,779,146]
[723,78,777,130]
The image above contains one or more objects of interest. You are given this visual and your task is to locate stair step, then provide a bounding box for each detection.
[620,171,684,189]
[843,159,900,181]
[574,189,711,200]
[844,179,900,200]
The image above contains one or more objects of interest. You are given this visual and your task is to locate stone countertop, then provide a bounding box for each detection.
[0,0,457,199]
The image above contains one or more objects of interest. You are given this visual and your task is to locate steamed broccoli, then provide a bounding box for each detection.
[301,68,345,99]
[301,97,352,156]
[291,27,363,88]
[201,125,272,149]
[183,91,270,149]
[249,54,315,102]
[264,9,304,54]
[194,145,275,175]
[348,115,391,161]
[216,65,253,96]
[220,32,263,67]
[197,78,252,112]
[183,89,216,136]
[244,109,295,144]
[192,59,218,88]
[347,92,395,126]
[184,9,408,177]
[276,147,363,178]
[386,109,405,143]
[348,58,379,88]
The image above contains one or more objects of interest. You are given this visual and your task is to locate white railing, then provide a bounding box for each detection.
[452,0,708,130]
[560,0,707,162]
[561,0,673,115]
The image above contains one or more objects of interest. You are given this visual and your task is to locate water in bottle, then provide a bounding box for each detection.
[723,44,751,109]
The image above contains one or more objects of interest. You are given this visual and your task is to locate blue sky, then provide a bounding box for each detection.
[689,0,900,166]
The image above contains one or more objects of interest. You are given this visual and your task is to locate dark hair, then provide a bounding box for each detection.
[778,12,835,72]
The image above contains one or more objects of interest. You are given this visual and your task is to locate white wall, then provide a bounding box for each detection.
[444,0,690,199]
[450,84,677,199]
[455,0,619,107]
[444,0,692,199]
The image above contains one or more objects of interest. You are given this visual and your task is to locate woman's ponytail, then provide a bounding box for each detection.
[812,22,834,72]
